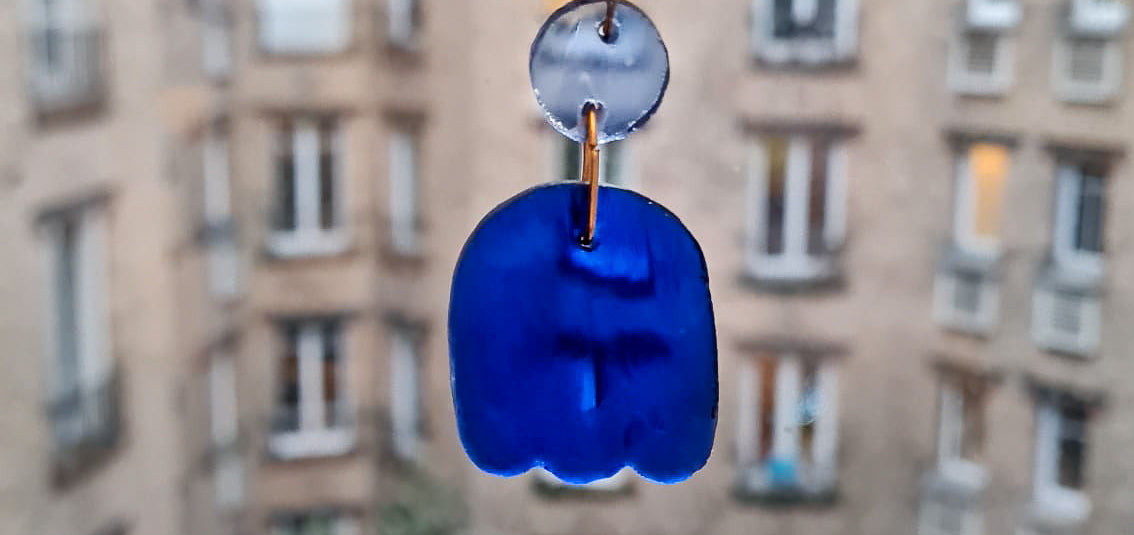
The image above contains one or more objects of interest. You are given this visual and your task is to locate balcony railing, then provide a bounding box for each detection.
[47,368,122,483]
[27,27,105,113]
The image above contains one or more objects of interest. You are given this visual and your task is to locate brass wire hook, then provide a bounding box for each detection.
[580,103,601,246]
[600,0,617,42]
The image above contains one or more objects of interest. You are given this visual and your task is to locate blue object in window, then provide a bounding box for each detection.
[449,183,718,484]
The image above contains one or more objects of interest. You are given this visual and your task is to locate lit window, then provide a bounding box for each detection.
[208,352,243,510]
[202,128,240,298]
[269,319,354,460]
[387,0,421,49]
[389,323,422,462]
[552,135,631,188]
[27,0,104,109]
[257,0,351,54]
[1031,397,1092,523]
[388,129,420,255]
[746,134,847,284]
[953,143,1011,256]
[40,205,116,456]
[751,0,858,65]
[269,117,349,258]
[736,354,838,497]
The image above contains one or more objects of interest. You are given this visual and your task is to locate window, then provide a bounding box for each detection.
[387,0,421,49]
[269,319,354,460]
[1032,288,1101,356]
[1052,160,1106,275]
[208,352,243,510]
[949,0,1019,95]
[746,134,847,284]
[389,323,422,461]
[257,0,351,54]
[552,135,632,187]
[952,143,1010,256]
[935,380,986,482]
[200,0,232,78]
[751,0,858,65]
[1055,0,1128,102]
[273,512,358,535]
[1031,398,1091,522]
[26,0,103,109]
[40,205,117,457]
[950,31,1014,95]
[919,501,983,535]
[388,129,420,255]
[203,128,240,298]
[269,117,348,258]
[736,354,838,497]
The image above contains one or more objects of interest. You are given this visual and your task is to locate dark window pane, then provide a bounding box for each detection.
[965,33,998,75]
[319,152,335,230]
[757,357,777,461]
[807,138,830,255]
[1057,404,1088,490]
[799,360,819,465]
[274,123,297,231]
[321,322,339,425]
[1075,170,1105,254]
[55,219,80,394]
[276,323,301,432]
[764,138,788,255]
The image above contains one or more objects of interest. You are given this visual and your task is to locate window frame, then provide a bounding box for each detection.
[268,116,350,259]
[1053,34,1122,103]
[951,142,1011,258]
[735,353,839,497]
[207,351,244,510]
[268,319,355,460]
[389,322,423,462]
[203,127,240,299]
[948,27,1016,96]
[386,0,421,50]
[1051,161,1105,277]
[388,127,421,256]
[751,0,859,66]
[745,133,848,284]
[1031,398,1092,522]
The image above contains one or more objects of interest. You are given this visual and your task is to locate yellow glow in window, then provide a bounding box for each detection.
[968,143,1009,240]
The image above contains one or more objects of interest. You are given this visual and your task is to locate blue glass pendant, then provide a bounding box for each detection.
[449,183,717,484]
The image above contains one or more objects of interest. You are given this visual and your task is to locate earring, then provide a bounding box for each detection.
[449,0,717,485]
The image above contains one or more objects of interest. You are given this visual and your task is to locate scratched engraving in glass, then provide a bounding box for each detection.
[530,0,669,144]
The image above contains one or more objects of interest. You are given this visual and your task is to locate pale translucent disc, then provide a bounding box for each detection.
[530,0,669,144]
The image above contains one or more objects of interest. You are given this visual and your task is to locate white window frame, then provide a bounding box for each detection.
[268,321,355,460]
[1052,34,1122,104]
[257,0,351,55]
[25,0,100,106]
[387,0,419,49]
[1031,400,1091,524]
[208,352,244,510]
[1031,288,1101,356]
[389,324,421,462]
[751,0,859,65]
[1052,163,1105,277]
[388,129,420,256]
[935,382,988,488]
[735,354,839,495]
[39,205,112,449]
[745,135,847,283]
[268,118,349,259]
[952,145,1010,257]
[200,0,232,79]
[933,270,1000,334]
[948,28,1016,96]
[203,129,240,299]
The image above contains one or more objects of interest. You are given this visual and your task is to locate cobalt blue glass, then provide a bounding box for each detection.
[449,183,718,484]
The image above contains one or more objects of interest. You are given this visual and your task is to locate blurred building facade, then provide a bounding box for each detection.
[3,1,1134,535]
